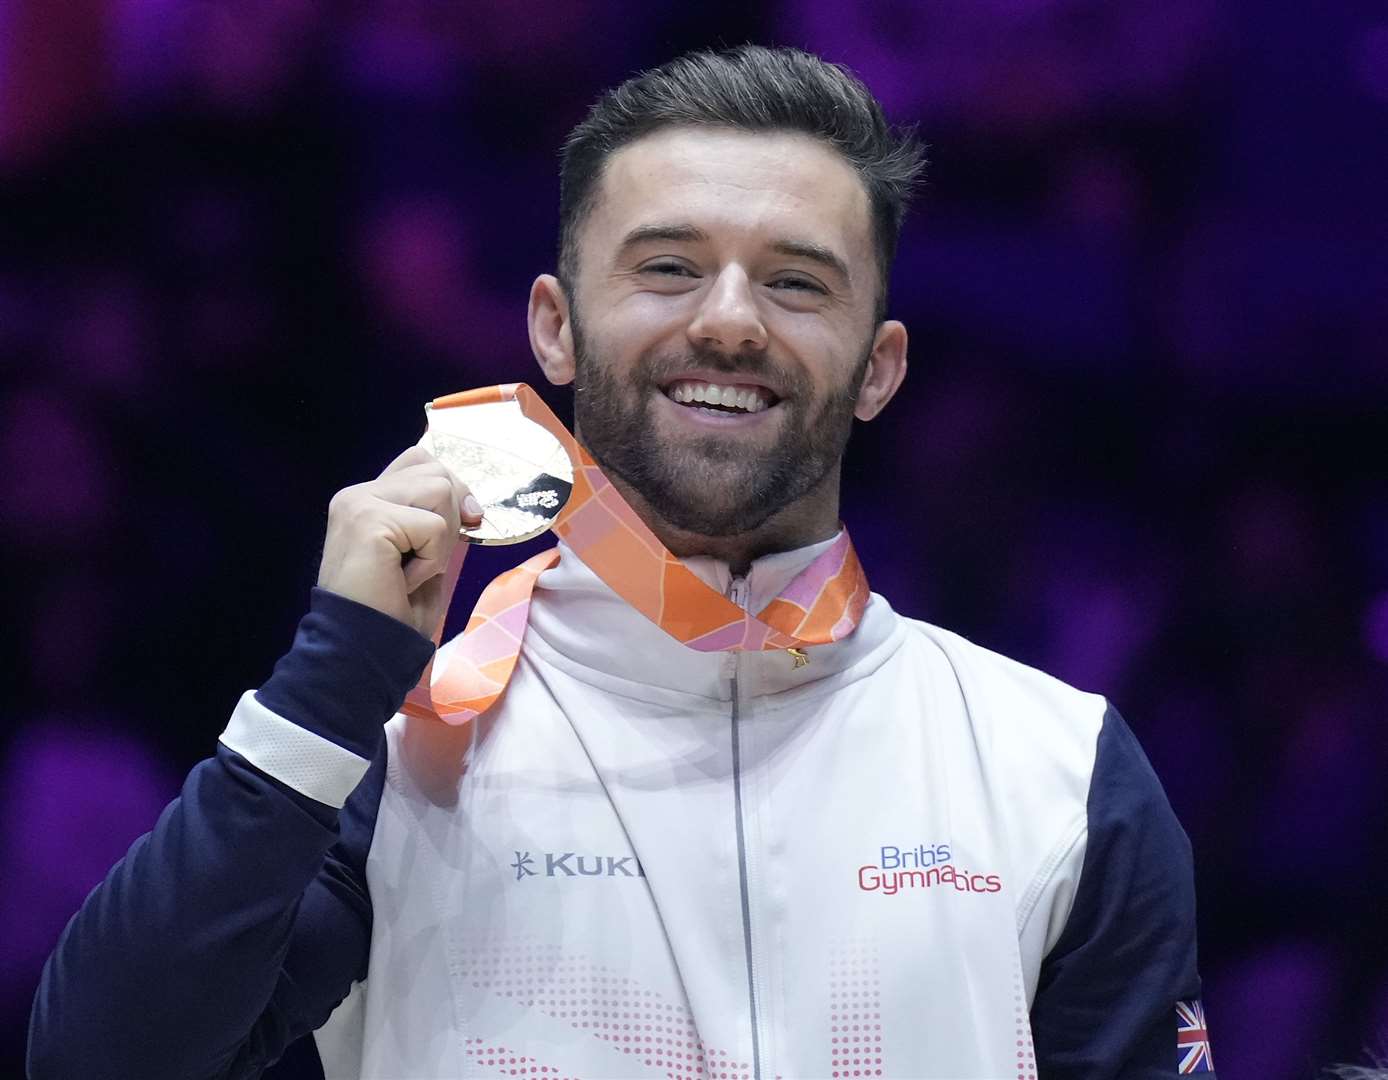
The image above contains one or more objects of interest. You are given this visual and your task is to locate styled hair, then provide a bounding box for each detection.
[558,45,927,322]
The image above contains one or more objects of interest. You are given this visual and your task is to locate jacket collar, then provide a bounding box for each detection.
[524,536,903,702]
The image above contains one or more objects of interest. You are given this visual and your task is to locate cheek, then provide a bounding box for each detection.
[588,295,693,368]
[608,289,697,334]
[772,317,863,393]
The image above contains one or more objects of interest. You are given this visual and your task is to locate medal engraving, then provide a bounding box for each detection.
[420,397,574,545]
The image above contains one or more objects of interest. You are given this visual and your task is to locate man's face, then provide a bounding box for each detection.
[564,127,883,536]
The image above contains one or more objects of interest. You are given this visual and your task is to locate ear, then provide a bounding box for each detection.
[854,319,908,421]
[528,274,576,386]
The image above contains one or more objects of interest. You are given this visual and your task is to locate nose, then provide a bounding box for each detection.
[686,265,768,353]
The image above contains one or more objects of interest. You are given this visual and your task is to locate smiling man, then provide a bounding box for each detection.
[533,123,905,569]
[30,47,1212,1080]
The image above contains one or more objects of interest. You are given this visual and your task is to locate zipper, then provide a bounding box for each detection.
[726,574,764,1079]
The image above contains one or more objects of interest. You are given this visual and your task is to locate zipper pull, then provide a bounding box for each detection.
[724,576,748,682]
[787,647,809,669]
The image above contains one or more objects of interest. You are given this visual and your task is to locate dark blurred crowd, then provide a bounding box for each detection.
[2,3,1386,1078]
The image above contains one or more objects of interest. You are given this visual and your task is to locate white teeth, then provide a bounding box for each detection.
[666,379,772,412]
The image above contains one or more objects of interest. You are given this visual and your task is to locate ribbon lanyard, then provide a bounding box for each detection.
[402,383,869,726]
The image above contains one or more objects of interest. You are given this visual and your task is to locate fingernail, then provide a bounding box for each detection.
[463,494,483,518]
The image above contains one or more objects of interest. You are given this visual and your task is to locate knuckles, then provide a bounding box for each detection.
[417,475,457,506]
[327,466,463,528]
[327,486,375,526]
[421,513,451,546]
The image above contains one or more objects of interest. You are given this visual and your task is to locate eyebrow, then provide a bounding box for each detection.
[616,223,853,284]
[769,239,852,283]
[616,223,709,253]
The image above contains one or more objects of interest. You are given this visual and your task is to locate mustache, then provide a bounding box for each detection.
[634,345,806,398]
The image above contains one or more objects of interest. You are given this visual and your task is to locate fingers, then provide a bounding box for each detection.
[365,462,480,593]
[318,444,485,633]
[378,444,436,479]
[370,469,460,533]
[383,504,457,592]
[378,445,484,521]
[370,460,484,532]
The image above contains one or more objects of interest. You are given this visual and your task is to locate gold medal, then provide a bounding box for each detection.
[419,393,574,545]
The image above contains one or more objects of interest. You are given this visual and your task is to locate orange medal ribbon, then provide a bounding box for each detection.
[401,383,869,726]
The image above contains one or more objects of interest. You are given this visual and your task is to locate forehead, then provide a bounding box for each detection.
[583,126,873,265]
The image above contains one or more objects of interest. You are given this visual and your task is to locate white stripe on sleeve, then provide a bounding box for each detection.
[219,690,372,808]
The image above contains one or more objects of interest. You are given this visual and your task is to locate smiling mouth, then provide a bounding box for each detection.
[662,378,780,414]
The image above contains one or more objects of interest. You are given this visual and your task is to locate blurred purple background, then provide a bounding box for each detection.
[2,2,1385,1077]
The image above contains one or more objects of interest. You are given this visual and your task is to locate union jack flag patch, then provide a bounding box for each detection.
[1176,999,1214,1073]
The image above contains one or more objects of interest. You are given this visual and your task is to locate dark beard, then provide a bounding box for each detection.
[570,317,868,537]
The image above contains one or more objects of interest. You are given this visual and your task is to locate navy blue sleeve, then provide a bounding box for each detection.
[27,589,433,1080]
[1031,705,1214,1079]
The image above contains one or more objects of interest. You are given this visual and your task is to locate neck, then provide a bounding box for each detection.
[600,465,844,577]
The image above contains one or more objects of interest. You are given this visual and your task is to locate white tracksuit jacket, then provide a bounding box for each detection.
[29,538,1209,1080]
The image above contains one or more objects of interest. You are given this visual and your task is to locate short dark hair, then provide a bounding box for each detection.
[558,45,927,323]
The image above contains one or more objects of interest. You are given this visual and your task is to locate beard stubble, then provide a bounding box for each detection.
[570,315,869,538]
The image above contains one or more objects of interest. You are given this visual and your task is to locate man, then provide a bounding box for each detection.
[29,46,1212,1079]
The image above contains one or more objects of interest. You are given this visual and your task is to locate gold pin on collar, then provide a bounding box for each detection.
[788,647,809,670]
